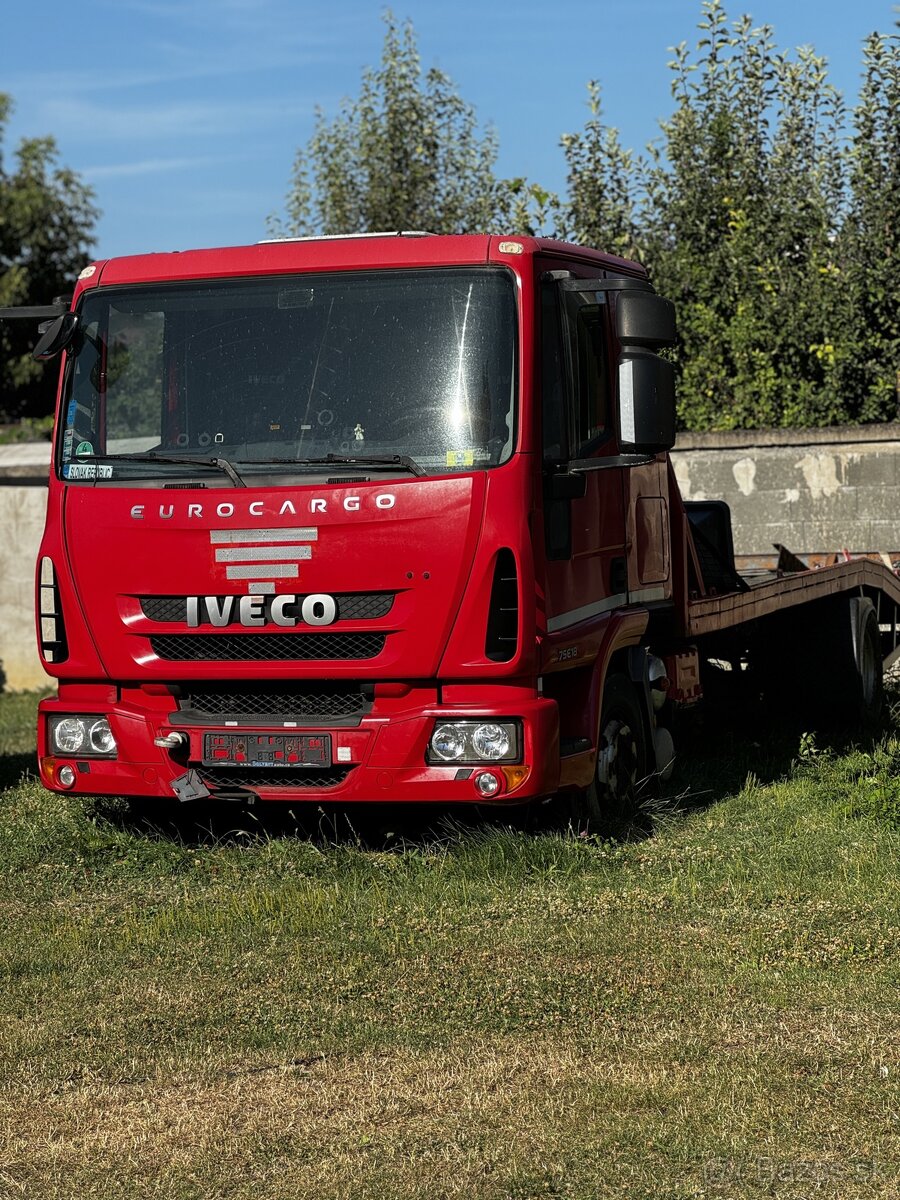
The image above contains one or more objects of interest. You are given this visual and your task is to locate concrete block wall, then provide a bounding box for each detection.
[2,425,900,689]
[671,424,900,558]
[0,445,51,690]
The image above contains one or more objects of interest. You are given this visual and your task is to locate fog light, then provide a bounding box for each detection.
[58,765,76,788]
[474,771,502,797]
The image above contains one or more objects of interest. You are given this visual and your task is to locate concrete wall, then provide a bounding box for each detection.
[0,445,51,690]
[671,424,900,558]
[2,425,900,689]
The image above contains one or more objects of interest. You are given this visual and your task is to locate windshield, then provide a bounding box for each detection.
[58,268,517,482]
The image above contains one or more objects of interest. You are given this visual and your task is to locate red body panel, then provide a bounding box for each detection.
[61,476,488,682]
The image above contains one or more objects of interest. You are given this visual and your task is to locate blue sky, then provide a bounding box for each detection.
[2,0,897,260]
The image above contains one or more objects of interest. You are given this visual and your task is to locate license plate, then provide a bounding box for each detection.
[202,732,331,768]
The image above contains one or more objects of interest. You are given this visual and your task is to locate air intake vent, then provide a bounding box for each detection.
[175,684,371,724]
[198,766,352,791]
[485,549,518,662]
[150,632,386,662]
[38,557,68,664]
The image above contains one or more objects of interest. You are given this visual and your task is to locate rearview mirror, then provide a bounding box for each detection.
[616,290,676,348]
[618,348,676,454]
[32,312,79,361]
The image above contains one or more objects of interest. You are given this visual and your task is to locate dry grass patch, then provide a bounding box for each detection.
[2,1005,896,1199]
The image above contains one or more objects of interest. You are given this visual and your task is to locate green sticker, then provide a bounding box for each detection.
[75,440,94,457]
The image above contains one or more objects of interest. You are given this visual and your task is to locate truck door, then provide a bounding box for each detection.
[540,278,628,636]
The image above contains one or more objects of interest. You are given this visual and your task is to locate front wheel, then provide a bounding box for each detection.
[574,672,651,835]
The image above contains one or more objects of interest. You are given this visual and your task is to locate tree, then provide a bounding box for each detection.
[562,0,898,432]
[0,94,98,422]
[271,13,552,238]
[643,3,851,430]
[560,81,644,260]
[842,23,900,422]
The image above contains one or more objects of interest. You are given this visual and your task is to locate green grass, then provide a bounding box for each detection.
[0,693,898,1198]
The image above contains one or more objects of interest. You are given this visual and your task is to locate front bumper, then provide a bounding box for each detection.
[38,690,561,805]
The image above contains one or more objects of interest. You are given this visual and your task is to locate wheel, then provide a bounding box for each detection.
[574,672,651,834]
[755,595,884,729]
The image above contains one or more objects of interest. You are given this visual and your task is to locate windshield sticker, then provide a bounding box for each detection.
[446,450,475,467]
[353,424,365,441]
[63,463,113,480]
[75,440,94,457]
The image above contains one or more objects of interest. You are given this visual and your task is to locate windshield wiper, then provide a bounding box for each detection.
[249,453,426,478]
[74,452,247,487]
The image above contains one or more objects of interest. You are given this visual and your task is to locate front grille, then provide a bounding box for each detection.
[177,684,370,723]
[151,633,386,662]
[199,766,352,790]
[141,592,395,624]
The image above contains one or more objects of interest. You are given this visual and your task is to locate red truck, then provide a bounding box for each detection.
[9,233,900,825]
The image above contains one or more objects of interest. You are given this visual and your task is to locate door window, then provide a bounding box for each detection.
[566,292,610,457]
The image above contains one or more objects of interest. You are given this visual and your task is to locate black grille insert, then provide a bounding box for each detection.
[177,684,371,723]
[151,633,386,662]
[141,592,395,624]
[199,766,352,790]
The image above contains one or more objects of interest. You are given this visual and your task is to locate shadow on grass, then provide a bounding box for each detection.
[87,792,532,851]
[83,690,898,852]
[0,752,38,792]
[657,685,893,820]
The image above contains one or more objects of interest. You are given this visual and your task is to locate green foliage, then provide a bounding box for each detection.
[0,414,53,443]
[0,94,98,422]
[563,1,900,431]
[560,81,643,259]
[799,734,900,827]
[271,13,555,238]
[639,3,852,430]
[842,26,900,421]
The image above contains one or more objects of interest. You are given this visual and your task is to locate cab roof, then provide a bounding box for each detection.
[86,233,645,288]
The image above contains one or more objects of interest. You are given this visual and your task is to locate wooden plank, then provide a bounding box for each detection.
[686,560,900,637]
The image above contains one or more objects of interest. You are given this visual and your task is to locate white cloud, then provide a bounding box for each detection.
[41,96,316,142]
[81,155,235,179]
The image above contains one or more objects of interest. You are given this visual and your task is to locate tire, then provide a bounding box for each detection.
[755,595,884,730]
[574,672,651,834]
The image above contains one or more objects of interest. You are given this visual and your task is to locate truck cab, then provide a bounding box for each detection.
[33,233,686,817]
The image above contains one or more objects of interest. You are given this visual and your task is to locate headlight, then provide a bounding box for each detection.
[52,717,85,754]
[471,723,511,760]
[49,715,117,758]
[430,724,468,761]
[89,719,116,755]
[427,720,520,765]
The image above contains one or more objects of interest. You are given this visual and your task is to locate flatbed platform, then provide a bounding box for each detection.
[687,557,900,668]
